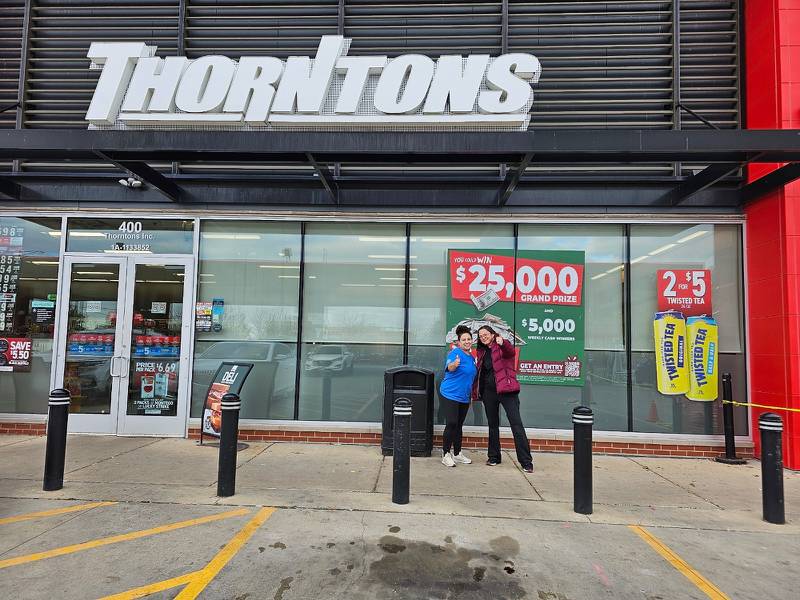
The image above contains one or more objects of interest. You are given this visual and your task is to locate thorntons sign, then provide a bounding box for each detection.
[86,36,540,130]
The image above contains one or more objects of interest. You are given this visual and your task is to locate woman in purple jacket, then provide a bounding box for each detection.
[472,325,534,473]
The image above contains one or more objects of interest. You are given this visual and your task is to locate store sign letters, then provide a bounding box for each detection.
[85,36,541,130]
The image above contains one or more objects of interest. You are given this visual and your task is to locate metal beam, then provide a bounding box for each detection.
[305,153,338,203]
[0,176,20,200]
[1,129,799,163]
[740,162,800,205]
[94,152,183,201]
[662,162,743,206]
[497,152,534,206]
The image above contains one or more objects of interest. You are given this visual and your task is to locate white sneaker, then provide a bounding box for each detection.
[452,452,472,464]
[441,451,456,467]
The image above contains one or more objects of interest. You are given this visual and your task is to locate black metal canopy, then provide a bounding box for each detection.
[1,128,799,209]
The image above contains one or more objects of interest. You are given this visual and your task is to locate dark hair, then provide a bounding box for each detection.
[476,325,497,349]
[455,325,472,339]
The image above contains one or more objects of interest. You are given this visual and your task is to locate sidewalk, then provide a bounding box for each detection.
[1,435,799,599]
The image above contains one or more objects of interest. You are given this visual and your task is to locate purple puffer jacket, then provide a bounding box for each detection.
[472,340,520,401]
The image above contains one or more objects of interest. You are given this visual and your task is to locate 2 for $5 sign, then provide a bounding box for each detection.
[657,269,712,316]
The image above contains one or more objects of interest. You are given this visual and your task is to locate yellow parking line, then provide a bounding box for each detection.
[629,525,730,600]
[0,507,250,570]
[98,570,203,600]
[0,501,117,525]
[175,507,277,599]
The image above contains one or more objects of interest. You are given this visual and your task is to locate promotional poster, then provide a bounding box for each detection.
[0,337,32,372]
[653,311,689,395]
[686,315,719,401]
[447,249,585,387]
[201,362,253,440]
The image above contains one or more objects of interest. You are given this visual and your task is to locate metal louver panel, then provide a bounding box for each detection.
[24,0,179,129]
[185,0,339,59]
[509,1,674,129]
[679,0,739,129]
[0,1,25,130]
[344,1,502,56]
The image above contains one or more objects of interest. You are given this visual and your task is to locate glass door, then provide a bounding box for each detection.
[56,255,194,436]
[118,258,193,436]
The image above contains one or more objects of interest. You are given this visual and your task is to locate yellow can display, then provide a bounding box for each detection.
[653,311,689,395]
[686,315,719,401]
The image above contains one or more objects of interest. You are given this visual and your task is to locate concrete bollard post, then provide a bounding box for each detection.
[217,393,241,498]
[43,388,71,491]
[572,405,593,515]
[759,413,785,524]
[392,397,412,505]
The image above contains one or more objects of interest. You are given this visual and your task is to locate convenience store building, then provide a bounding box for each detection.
[1,1,800,469]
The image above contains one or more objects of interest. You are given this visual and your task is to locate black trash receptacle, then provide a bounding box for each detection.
[381,366,434,457]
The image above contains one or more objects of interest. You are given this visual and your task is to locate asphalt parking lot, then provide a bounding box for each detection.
[1,435,799,599]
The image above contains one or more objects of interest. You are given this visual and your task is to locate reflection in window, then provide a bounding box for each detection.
[298,224,405,421]
[191,222,300,420]
[0,217,61,414]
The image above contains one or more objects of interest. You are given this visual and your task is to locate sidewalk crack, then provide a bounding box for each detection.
[370,455,384,493]
[506,450,544,500]
[628,457,724,509]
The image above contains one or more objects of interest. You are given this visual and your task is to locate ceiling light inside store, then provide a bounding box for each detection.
[279,275,300,279]
[358,236,409,242]
[76,271,115,276]
[630,256,648,264]
[380,277,417,281]
[259,265,300,269]
[341,283,376,287]
[199,273,215,277]
[677,230,709,244]
[590,273,607,280]
[420,238,481,243]
[380,284,404,287]
[69,232,107,237]
[648,243,676,256]
[31,260,59,265]
[45,231,62,237]
[368,255,416,259]
[414,284,446,288]
[605,265,624,274]
[202,233,262,240]
[375,267,417,271]
[74,278,112,282]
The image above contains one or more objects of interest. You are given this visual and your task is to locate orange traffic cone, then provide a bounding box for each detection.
[646,399,660,423]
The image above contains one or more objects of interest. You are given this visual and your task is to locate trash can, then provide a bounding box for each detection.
[381,366,434,457]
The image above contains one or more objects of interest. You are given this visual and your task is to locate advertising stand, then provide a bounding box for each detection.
[199,362,253,446]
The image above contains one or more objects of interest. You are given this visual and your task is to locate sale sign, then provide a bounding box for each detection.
[447,249,585,387]
[657,269,712,316]
[0,337,32,372]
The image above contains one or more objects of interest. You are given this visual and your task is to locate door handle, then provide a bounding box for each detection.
[110,356,125,377]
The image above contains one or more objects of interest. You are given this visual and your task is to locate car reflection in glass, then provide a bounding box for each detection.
[304,344,354,375]
[192,341,296,419]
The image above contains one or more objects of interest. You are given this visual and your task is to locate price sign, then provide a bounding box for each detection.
[657,269,712,316]
[0,337,32,372]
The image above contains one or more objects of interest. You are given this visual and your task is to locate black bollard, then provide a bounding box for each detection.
[216,393,241,497]
[43,388,71,491]
[392,397,412,505]
[759,413,785,525]
[572,406,593,515]
[716,373,746,464]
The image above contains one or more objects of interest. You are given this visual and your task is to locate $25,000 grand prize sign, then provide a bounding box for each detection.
[447,249,585,387]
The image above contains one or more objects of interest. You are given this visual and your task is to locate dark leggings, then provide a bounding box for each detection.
[440,394,470,455]
[483,392,533,468]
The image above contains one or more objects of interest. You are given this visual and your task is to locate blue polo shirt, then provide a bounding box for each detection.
[439,347,477,403]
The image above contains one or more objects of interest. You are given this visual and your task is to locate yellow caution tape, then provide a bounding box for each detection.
[721,399,800,414]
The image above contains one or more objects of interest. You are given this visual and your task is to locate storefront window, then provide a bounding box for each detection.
[0,217,62,414]
[407,224,514,427]
[191,221,300,420]
[630,224,746,434]
[517,225,627,431]
[298,223,405,421]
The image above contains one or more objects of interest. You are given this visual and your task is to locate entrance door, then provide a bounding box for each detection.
[55,255,194,436]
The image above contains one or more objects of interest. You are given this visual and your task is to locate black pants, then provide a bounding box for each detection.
[440,394,470,455]
[483,392,533,468]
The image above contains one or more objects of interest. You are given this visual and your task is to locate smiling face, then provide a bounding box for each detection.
[478,328,494,345]
[458,331,473,352]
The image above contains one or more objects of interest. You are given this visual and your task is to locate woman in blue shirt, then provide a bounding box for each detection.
[439,325,477,467]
